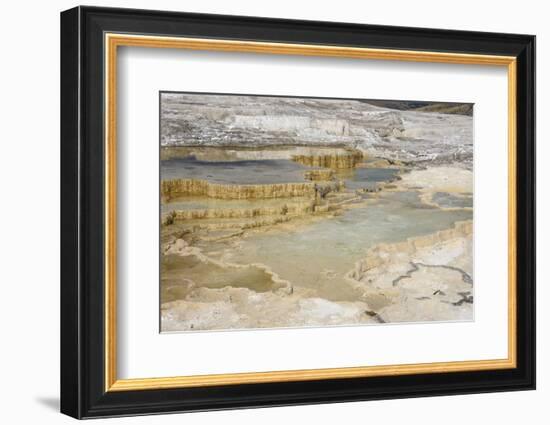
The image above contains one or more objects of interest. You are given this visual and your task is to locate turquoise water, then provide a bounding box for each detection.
[432,192,473,208]
[208,193,471,302]
[161,157,311,184]
[342,167,400,190]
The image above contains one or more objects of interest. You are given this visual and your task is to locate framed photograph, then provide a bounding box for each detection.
[60,6,535,419]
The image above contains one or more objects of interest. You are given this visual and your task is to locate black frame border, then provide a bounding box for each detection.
[61,6,535,419]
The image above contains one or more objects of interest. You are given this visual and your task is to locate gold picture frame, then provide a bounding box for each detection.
[104,33,517,392]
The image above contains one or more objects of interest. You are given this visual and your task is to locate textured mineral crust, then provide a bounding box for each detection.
[161,93,473,167]
[159,93,474,331]
[161,219,472,331]
[347,221,473,323]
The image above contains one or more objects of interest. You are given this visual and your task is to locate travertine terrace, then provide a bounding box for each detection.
[159,93,474,331]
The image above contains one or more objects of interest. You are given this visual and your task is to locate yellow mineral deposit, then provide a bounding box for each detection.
[291,150,363,169]
[303,169,334,181]
[161,179,318,201]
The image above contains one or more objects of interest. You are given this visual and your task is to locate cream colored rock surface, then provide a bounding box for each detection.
[347,221,473,323]
[396,166,473,193]
[161,286,375,331]
[389,166,473,211]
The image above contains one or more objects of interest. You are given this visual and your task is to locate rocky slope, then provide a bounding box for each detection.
[161,93,473,166]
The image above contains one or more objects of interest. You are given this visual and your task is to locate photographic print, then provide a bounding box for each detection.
[61,9,535,417]
[160,92,474,332]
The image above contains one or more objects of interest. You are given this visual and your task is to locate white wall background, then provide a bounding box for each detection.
[0,0,544,423]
